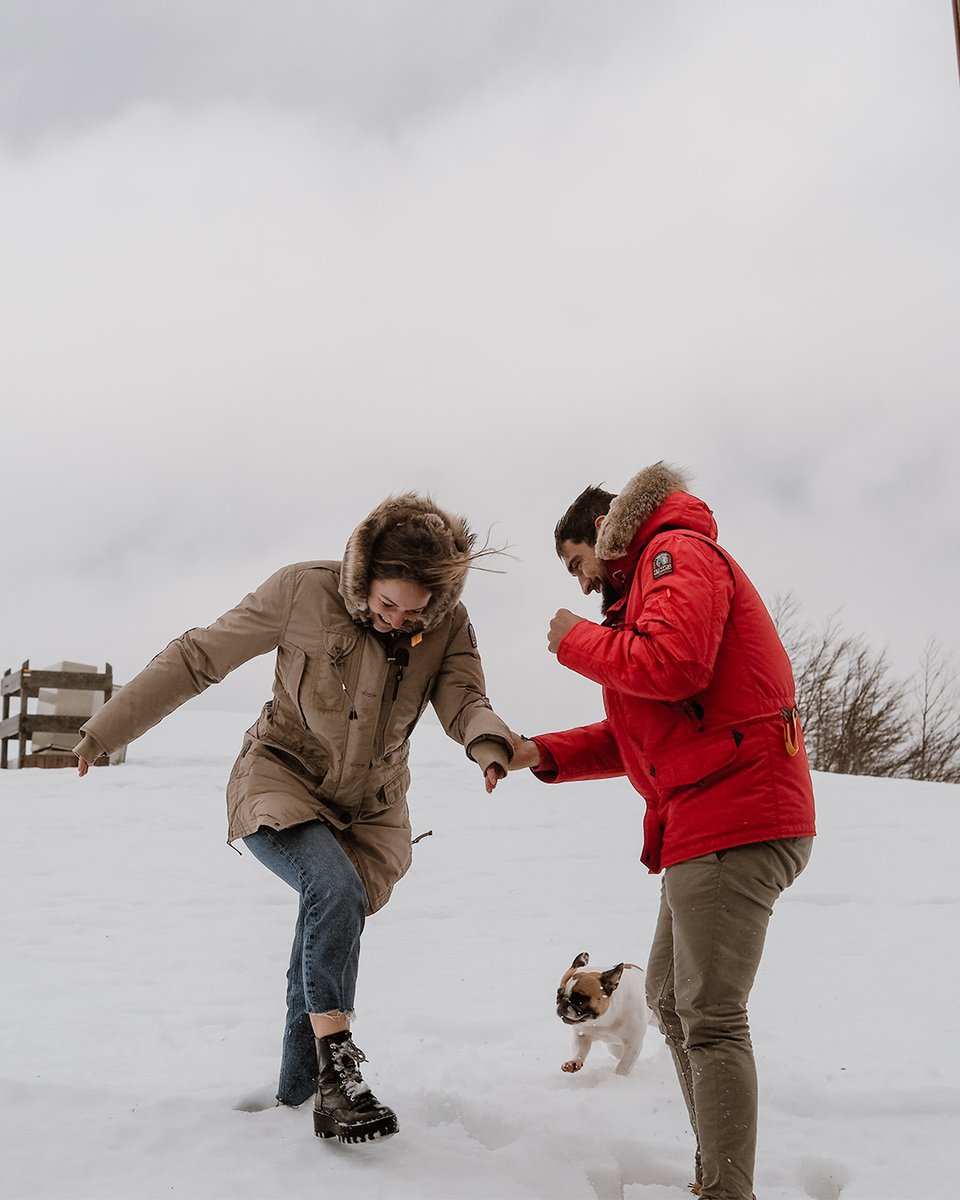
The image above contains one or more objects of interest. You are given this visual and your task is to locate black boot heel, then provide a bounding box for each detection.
[313,1111,338,1139]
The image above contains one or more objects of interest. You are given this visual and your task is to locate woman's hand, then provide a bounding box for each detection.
[484,764,506,794]
[77,757,90,778]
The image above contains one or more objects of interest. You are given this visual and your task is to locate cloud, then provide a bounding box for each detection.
[0,1,656,146]
[1,1,958,724]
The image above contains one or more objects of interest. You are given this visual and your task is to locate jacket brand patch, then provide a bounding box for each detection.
[467,622,478,648]
[652,551,674,580]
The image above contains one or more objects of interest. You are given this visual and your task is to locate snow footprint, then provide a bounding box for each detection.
[234,1086,280,1112]
[800,1157,851,1200]
[420,1089,517,1150]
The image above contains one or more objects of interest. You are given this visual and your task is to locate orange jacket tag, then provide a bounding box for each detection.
[781,706,800,757]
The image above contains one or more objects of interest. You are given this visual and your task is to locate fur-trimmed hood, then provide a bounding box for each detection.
[595,462,716,581]
[339,492,474,631]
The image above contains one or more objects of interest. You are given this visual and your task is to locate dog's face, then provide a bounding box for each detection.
[556,952,625,1025]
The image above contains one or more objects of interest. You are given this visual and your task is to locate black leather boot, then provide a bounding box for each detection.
[313,1031,399,1143]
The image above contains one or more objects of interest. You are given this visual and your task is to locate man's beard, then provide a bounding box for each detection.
[599,578,622,615]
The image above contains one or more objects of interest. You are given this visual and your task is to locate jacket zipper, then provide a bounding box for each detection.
[372,638,409,760]
[391,646,409,701]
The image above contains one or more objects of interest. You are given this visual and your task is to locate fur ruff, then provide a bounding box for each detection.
[339,492,474,631]
[595,461,691,561]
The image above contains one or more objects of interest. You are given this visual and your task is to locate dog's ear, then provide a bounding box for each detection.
[571,952,589,970]
[600,963,625,995]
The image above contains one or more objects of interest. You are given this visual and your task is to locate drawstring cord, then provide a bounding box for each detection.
[330,652,358,720]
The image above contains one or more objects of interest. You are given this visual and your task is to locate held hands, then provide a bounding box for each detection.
[484,731,542,790]
[548,609,583,654]
[508,733,541,771]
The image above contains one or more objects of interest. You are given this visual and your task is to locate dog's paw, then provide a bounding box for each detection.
[561,1059,583,1073]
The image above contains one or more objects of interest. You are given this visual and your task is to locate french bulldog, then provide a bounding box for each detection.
[556,951,653,1076]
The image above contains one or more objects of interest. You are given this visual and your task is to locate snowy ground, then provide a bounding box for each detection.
[2,709,956,1200]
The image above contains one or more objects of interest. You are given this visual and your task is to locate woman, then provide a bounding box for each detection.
[74,493,513,1144]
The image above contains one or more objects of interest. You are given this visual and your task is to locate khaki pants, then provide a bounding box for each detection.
[646,838,813,1200]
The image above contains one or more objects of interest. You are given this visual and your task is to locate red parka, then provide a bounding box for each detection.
[533,464,816,873]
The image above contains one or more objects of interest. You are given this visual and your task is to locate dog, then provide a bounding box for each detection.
[556,951,654,1076]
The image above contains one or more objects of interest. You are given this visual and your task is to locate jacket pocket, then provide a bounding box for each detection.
[377,765,411,809]
[651,729,740,790]
[309,630,361,713]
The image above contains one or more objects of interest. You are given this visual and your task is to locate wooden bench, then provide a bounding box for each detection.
[1,660,115,769]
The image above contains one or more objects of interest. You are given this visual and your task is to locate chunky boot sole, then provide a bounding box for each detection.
[313,1107,399,1143]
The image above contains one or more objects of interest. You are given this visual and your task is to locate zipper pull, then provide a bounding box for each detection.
[781,706,800,756]
[392,646,409,702]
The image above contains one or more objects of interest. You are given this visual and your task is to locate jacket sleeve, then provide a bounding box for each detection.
[531,719,625,783]
[429,605,512,774]
[74,566,295,761]
[557,535,735,702]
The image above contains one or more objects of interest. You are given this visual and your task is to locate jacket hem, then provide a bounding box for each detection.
[658,825,818,871]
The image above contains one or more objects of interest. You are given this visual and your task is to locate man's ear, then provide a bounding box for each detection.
[594,515,605,531]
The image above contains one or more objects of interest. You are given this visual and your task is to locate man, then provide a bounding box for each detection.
[510,461,815,1200]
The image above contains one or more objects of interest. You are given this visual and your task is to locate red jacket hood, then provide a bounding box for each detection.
[596,463,717,593]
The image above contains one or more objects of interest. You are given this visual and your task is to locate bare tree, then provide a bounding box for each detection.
[826,641,912,778]
[771,593,912,778]
[902,640,960,783]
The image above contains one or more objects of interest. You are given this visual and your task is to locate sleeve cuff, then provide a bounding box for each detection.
[530,737,558,782]
[465,735,512,773]
[73,733,108,764]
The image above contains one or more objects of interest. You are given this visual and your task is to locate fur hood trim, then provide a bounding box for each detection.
[339,492,474,631]
[595,462,692,561]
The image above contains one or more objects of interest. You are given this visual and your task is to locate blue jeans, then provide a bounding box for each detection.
[244,820,368,1106]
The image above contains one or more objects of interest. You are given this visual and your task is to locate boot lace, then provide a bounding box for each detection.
[330,1037,372,1101]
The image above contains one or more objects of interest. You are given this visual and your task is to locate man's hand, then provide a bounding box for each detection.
[548,609,583,654]
[507,732,541,771]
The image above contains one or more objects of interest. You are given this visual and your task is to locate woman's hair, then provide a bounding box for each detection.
[369,514,505,593]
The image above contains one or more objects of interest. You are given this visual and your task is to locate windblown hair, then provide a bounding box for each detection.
[369,517,503,592]
[339,492,506,631]
[554,484,616,554]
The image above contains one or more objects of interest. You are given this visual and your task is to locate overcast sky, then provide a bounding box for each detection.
[1,1,958,733]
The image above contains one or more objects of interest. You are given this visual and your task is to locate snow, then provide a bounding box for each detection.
[2,708,956,1200]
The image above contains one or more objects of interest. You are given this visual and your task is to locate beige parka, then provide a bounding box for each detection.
[74,495,513,913]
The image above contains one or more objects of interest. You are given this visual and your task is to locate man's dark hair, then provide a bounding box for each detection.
[554,484,616,554]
